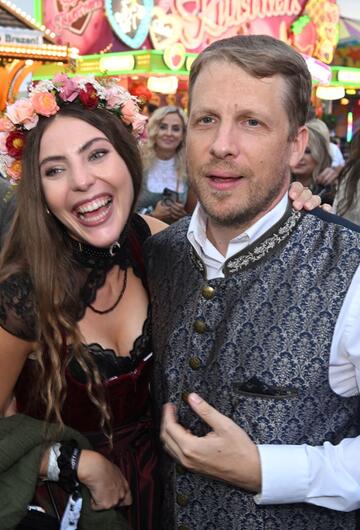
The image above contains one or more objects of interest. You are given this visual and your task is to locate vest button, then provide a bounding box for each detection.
[176,493,189,507]
[181,391,189,403]
[202,285,215,299]
[189,356,201,370]
[193,319,206,333]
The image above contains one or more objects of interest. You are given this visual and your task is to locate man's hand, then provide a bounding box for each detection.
[161,392,261,492]
[289,181,321,211]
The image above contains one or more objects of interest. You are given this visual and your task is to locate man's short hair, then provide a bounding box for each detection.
[189,35,312,140]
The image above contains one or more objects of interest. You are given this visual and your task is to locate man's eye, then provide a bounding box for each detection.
[247,119,259,127]
[199,116,214,125]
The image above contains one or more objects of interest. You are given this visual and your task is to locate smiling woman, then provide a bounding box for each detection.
[137,105,197,222]
[0,76,163,530]
[39,116,134,248]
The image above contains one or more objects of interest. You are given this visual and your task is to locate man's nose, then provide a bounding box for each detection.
[210,123,239,159]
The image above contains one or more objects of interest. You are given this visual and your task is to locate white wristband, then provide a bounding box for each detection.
[47,442,61,481]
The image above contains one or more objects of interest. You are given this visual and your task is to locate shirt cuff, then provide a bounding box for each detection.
[254,444,310,505]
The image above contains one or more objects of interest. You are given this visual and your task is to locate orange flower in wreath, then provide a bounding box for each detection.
[7,159,22,181]
[31,91,59,117]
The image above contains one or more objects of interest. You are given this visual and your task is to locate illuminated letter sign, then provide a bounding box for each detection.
[105,0,154,49]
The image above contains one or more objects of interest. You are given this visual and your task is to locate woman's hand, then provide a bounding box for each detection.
[288,181,321,211]
[169,201,188,221]
[77,449,132,510]
[151,200,172,221]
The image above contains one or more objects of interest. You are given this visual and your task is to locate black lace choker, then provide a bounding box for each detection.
[66,224,129,270]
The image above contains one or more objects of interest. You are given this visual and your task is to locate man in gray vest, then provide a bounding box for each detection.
[144,35,360,529]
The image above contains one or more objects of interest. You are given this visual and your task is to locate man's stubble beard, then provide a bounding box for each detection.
[190,164,290,229]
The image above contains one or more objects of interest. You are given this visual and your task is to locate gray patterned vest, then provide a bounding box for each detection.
[144,207,360,530]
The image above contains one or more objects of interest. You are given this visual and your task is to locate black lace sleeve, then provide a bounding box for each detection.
[131,213,152,242]
[0,273,37,341]
[128,213,152,283]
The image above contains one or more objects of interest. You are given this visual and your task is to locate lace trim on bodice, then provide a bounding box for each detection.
[69,308,153,381]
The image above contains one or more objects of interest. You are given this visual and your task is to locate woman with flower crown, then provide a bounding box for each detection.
[0,74,163,530]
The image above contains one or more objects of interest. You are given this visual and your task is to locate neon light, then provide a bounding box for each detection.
[316,86,345,100]
[346,112,353,143]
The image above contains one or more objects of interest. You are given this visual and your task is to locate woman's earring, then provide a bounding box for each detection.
[45,206,50,215]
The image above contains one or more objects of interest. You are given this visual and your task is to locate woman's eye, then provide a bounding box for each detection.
[44,167,63,177]
[90,149,108,161]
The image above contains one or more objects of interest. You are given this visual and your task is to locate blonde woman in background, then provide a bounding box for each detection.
[291,118,334,203]
[137,106,196,223]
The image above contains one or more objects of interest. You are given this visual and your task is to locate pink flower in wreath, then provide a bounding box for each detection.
[55,74,80,102]
[105,86,121,109]
[121,99,137,125]
[31,92,59,117]
[0,116,15,132]
[131,114,148,137]
[6,99,36,127]
[0,132,8,153]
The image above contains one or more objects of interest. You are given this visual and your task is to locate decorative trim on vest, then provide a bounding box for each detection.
[226,208,301,274]
[189,246,206,276]
[188,205,302,277]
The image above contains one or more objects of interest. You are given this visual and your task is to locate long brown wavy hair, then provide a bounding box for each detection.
[0,104,143,435]
[337,130,360,216]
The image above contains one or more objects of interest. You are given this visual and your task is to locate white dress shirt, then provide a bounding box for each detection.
[187,193,360,511]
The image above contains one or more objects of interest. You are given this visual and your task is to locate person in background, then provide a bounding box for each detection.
[142,102,159,118]
[312,120,345,188]
[291,118,334,203]
[334,129,360,225]
[0,75,164,530]
[144,35,360,530]
[137,106,196,223]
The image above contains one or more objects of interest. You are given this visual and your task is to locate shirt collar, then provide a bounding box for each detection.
[188,192,289,257]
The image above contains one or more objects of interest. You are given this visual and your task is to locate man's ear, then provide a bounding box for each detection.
[289,126,308,167]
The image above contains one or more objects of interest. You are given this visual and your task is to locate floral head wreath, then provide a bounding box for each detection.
[0,73,147,183]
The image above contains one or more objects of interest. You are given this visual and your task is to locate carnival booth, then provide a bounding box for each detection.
[0,0,78,110]
[31,0,341,110]
[322,13,360,140]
